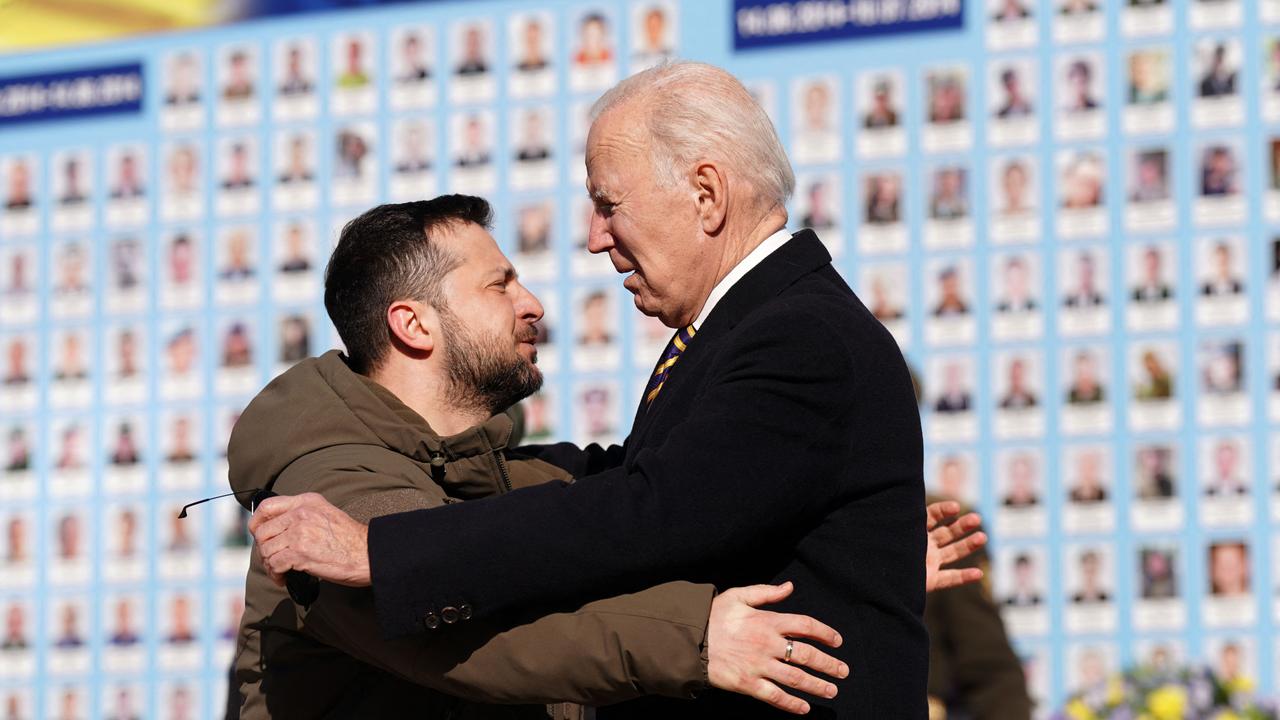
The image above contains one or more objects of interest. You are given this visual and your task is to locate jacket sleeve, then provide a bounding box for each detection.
[274,447,713,704]
[302,580,712,705]
[511,441,626,477]
[369,301,891,635]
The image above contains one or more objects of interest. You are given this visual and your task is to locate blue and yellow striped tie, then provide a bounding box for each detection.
[644,324,696,406]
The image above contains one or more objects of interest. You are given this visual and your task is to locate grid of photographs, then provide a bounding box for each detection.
[1,0,1280,716]
[894,0,1280,711]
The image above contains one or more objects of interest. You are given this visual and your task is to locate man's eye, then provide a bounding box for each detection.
[491,282,507,292]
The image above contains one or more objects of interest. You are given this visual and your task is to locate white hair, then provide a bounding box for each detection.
[589,60,795,210]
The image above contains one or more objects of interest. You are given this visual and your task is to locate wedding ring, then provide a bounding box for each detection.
[783,639,794,663]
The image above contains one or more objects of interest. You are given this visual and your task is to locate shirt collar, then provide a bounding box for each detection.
[693,228,792,329]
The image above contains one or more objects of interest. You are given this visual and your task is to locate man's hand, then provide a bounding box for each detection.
[925,500,987,592]
[707,581,848,715]
[249,492,372,587]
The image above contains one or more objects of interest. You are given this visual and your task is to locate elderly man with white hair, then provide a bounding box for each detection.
[253,61,936,718]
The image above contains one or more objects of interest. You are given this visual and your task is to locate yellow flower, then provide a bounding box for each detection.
[1146,685,1187,720]
[1066,698,1097,720]
[1211,712,1241,720]
[1224,675,1255,695]
[1107,677,1125,705]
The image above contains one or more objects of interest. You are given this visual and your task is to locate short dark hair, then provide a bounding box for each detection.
[324,195,492,374]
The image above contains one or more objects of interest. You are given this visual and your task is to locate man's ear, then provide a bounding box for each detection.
[386,300,436,358]
[693,162,728,235]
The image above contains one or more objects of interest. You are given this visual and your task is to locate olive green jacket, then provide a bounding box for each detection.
[227,351,713,719]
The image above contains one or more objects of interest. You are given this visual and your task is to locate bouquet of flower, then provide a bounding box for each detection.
[1053,661,1278,720]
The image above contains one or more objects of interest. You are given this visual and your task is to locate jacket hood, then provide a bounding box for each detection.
[227,350,515,508]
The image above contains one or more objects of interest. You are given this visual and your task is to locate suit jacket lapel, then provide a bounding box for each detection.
[626,231,833,450]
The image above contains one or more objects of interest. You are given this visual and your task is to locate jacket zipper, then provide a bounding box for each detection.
[495,450,513,493]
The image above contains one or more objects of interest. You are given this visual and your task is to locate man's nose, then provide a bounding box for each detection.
[586,211,612,254]
[515,282,544,323]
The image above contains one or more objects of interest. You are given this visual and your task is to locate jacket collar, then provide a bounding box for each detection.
[316,350,514,464]
[697,229,831,337]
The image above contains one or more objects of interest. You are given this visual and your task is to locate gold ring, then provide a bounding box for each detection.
[783,639,794,663]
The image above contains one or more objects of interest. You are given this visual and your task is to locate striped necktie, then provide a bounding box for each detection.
[644,324,696,406]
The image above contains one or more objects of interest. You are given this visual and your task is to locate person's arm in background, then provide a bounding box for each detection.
[272,448,847,713]
[925,507,1032,720]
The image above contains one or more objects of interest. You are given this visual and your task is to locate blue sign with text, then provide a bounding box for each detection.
[733,0,964,49]
[0,63,144,126]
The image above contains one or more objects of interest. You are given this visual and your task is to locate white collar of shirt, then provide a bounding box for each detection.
[693,228,792,329]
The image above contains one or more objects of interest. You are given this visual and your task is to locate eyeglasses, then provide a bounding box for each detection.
[177,487,320,606]
[177,488,259,518]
